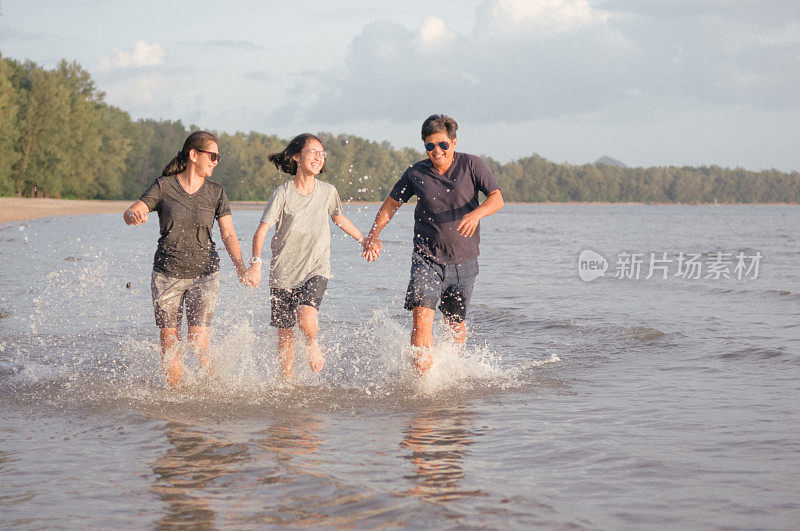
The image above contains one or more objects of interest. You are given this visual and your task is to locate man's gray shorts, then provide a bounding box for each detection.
[404,251,479,323]
[151,270,220,328]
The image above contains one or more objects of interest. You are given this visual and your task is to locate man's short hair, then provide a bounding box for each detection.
[421,114,458,140]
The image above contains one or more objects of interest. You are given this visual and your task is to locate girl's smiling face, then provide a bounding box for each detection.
[294,139,326,176]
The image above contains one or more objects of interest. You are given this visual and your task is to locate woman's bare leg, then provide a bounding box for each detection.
[160,327,182,387]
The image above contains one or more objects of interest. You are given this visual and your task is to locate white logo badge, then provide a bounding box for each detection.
[578,250,608,281]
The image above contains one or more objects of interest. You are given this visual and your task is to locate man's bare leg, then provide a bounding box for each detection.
[411,306,435,373]
[443,317,466,352]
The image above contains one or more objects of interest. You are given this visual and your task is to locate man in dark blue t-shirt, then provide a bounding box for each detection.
[362,114,504,373]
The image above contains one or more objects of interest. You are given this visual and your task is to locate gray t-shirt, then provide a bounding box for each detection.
[139,175,231,279]
[260,179,343,289]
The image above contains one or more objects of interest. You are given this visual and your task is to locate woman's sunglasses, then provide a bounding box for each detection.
[424,141,450,152]
[195,149,221,162]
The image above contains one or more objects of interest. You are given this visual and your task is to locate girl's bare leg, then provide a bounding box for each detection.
[277,327,296,380]
[297,305,324,372]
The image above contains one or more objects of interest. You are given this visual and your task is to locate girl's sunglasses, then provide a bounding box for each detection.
[195,149,221,162]
[424,141,450,152]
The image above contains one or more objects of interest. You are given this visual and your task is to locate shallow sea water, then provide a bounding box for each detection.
[1,203,799,528]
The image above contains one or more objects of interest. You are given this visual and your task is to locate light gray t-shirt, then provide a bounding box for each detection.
[260,179,343,289]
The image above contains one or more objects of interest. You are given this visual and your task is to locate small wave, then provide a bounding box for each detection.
[719,347,790,361]
[469,305,543,328]
[0,360,24,377]
[541,320,578,330]
[764,289,800,300]
[626,326,667,342]
[518,353,561,369]
[766,289,792,297]
[706,287,800,301]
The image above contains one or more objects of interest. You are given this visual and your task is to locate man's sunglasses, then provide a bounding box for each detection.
[195,149,221,162]
[424,141,450,152]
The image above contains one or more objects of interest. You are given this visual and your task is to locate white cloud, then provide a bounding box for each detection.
[266,0,798,138]
[482,0,604,34]
[416,17,457,48]
[104,75,161,106]
[97,41,165,71]
[275,0,626,125]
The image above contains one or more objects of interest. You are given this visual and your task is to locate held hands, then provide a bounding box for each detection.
[238,271,253,287]
[243,263,261,288]
[361,235,382,262]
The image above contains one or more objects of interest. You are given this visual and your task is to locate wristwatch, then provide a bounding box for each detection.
[250,256,262,264]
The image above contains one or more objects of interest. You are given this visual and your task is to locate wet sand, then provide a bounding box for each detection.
[0,198,287,224]
[0,198,132,224]
[0,198,405,225]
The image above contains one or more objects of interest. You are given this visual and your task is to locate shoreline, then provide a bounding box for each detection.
[0,198,132,224]
[1,197,797,224]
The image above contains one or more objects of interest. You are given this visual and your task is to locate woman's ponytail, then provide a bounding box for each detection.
[161,151,188,176]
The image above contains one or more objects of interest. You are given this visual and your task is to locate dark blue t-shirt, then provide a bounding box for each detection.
[389,152,500,264]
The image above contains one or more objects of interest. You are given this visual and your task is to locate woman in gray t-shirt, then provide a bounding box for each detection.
[123,131,248,387]
[244,133,367,380]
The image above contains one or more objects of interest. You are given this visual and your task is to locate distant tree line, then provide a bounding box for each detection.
[1,54,798,203]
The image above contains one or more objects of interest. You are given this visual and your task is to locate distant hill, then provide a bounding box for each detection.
[594,156,626,168]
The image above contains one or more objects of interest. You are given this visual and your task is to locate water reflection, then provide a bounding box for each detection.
[247,411,326,526]
[254,411,322,461]
[150,412,325,528]
[151,422,251,529]
[400,407,486,502]
[0,448,13,472]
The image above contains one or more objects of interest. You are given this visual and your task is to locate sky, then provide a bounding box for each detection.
[1,0,798,172]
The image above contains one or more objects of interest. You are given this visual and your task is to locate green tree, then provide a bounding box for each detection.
[122,119,188,198]
[0,55,20,195]
[13,61,72,196]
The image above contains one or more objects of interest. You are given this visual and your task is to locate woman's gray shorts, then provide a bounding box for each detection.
[151,270,220,328]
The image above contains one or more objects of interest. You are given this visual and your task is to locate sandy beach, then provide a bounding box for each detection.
[0,198,132,224]
[0,198,281,224]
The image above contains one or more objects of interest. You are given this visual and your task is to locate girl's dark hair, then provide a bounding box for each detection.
[161,130,219,176]
[421,114,458,140]
[267,133,326,176]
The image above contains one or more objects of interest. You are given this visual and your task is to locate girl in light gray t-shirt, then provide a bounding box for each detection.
[244,133,366,380]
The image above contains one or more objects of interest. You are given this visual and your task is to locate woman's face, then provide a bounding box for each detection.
[293,139,326,176]
[193,141,220,178]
